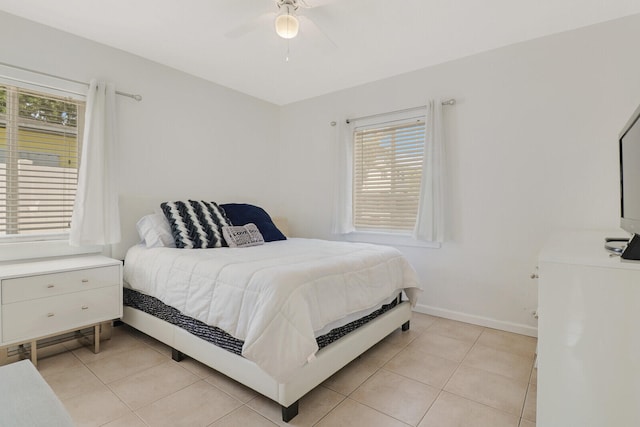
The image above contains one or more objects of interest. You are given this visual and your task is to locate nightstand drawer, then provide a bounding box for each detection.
[2,285,120,343]
[1,265,119,304]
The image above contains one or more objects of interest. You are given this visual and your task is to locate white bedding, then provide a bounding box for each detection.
[123,238,421,382]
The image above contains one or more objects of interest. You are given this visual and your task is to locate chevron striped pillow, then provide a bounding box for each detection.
[160,200,232,248]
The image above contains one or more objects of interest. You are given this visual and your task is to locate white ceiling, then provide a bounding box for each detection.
[1,0,639,106]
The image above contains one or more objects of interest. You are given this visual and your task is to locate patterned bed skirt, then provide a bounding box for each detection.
[123,287,399,356]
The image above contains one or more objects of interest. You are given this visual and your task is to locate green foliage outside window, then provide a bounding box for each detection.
[0,87,5,115]
[0,86,77,127]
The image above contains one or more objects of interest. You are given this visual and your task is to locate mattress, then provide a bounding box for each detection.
[123,238,421,381]
[123,287,399,356]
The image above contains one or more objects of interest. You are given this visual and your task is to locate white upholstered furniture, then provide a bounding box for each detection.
[0,360,74,426]
[0,255,123,365]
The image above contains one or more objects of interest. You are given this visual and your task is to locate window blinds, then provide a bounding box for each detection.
[353,119,425,232]
[0,86,83,236]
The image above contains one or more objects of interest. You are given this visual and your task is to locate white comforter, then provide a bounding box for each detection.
[123,238,421,382]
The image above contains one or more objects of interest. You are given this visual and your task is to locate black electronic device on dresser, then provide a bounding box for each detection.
[619,102,640,260]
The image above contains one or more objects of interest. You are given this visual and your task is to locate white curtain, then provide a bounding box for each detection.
[69,80,121,246]
[331,120,355,235]
[413,99,446,242]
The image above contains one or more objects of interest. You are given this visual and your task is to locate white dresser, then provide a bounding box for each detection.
[537,231,640,426]
[0,255,122,364]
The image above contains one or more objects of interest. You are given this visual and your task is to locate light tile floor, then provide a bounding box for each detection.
[34,313,537,427]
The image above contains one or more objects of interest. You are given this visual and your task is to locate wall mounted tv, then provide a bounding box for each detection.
[619,102,640,260]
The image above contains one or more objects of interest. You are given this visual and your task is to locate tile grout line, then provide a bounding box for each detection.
[315,316,433,426]
[520,359,537,422]
[311,392,348,427]
[440,390,524,422]
[335,397,414,427]
[415,388,446,427]
[84,330,182,425]
[43,315,537,426]
[452,332,536,385]
[439,324,485,391]
[436,324,532,419]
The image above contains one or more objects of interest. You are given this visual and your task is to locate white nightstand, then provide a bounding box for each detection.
[0,255,122,365]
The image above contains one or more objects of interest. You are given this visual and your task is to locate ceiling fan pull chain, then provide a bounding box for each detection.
[286,39,291,63]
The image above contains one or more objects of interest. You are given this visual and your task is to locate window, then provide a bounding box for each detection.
[352,116,425,233]
[0,85,84,239]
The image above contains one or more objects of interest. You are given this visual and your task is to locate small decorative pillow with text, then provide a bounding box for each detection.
[161,200,232,248]
[222,223,265,248]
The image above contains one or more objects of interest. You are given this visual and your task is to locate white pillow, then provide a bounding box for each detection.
[136,213,176,248]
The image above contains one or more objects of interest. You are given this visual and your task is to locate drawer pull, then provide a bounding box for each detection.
[47,284,55,288]
[81,279,89,283]
[81,306,89,310]
[47,313,55,317]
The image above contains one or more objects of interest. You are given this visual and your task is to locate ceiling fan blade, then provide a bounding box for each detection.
[298,0,341,8]
[224,12,275,39]
[298,15,337,49]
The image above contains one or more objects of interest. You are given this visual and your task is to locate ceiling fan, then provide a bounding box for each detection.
[225,0,337,46]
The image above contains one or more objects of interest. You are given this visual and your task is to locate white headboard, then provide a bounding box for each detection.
[111,195,292,260]
[112,195,165,260]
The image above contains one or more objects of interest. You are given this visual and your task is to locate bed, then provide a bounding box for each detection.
[113,197,422,422]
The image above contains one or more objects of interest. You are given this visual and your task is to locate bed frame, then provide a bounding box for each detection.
[113,196,412,422]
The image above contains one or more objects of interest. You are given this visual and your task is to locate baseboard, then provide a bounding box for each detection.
[413,304,538,338]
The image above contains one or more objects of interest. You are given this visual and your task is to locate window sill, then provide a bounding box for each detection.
[341,231,441,249]
[0,239,103,262]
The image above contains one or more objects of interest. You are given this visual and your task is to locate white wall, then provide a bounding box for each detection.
[0,11,280,204]
[3,10,640,335]
[0,12,281,260]
[278,14,640,335]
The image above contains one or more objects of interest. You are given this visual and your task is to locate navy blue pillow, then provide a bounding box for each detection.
[220,203,286,242]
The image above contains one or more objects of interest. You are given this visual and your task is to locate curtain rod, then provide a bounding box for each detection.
[0,61,142,101]
[345,99,455,124]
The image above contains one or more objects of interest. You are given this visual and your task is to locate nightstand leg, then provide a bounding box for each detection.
[93,324,100,354]
[30,341,37,366]
[0,347,8,366]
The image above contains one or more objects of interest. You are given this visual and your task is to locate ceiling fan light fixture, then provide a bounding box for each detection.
[275,5,299,39]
